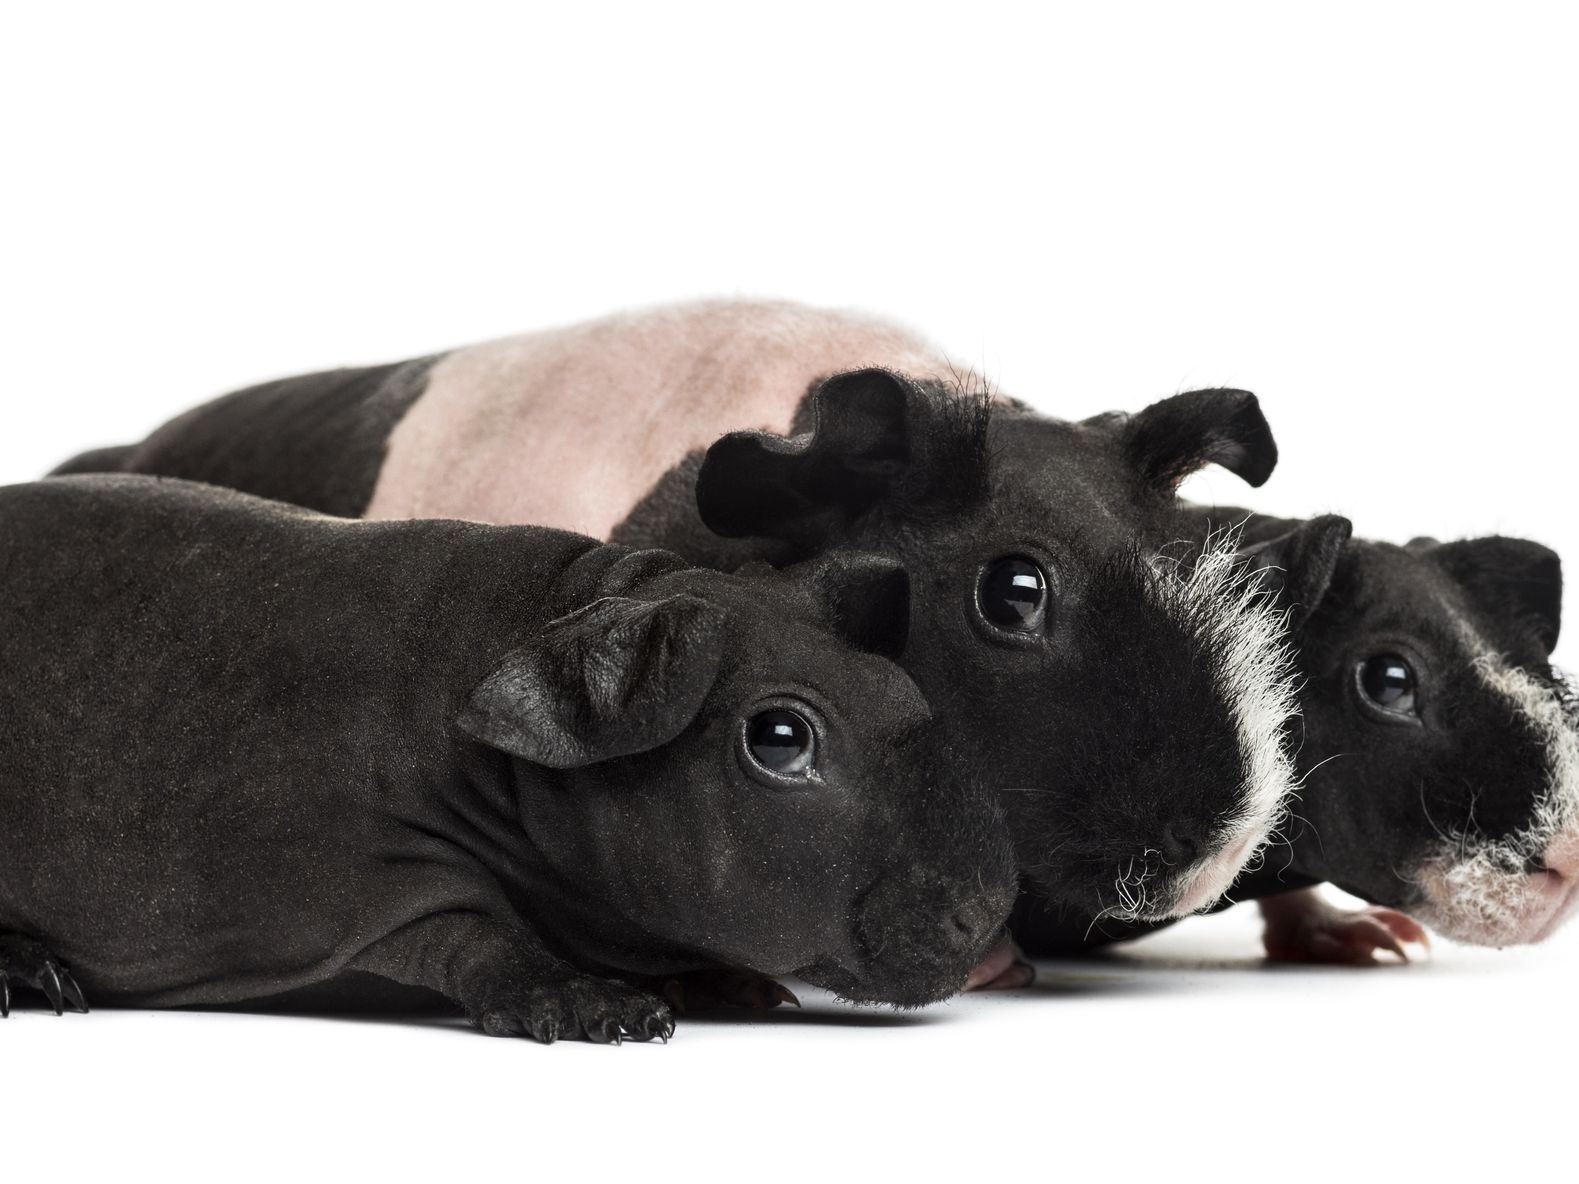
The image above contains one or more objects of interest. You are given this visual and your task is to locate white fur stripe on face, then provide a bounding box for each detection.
[1149,529,1303,908]
[1416,616,1579,944]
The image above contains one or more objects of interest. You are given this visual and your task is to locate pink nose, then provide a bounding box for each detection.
[1541,830,1579,879]
[1527,869,1579,943]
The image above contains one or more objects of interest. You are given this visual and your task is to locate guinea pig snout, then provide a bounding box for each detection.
[1160,823,1201,868]
[843,863,1014,1006]
[856,872,999,959]
[1540,830,1579,880]
[943,892,1007,952]
[1161,827,1262,918]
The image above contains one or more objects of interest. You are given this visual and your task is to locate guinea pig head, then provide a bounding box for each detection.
[457,551,1018,1007]
[695,368,1301,923]
[1274,523,1578,946]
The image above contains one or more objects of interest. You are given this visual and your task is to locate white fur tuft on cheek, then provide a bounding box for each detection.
[1149,528,1303,881]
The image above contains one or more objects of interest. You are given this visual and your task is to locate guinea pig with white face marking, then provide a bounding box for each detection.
[1014,509,1578,960]
[49,300,1302,925]
[0,476,1018,1036]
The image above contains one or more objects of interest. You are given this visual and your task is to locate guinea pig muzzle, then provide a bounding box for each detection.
[1415,831,1579,946]
[1158,828,1265,919]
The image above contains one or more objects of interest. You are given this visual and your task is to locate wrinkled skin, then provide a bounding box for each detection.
[1015,509,1579,960]
[0,477,1017,1036]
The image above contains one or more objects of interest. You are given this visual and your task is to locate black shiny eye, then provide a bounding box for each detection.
[978,556,1048,632]
[1358,654,1418,716]
[746,709,816,776]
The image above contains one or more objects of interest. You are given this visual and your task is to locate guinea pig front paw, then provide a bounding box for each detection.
[0,934,90,1017]
[1259,891,1431,965]
[469,974,675,1045]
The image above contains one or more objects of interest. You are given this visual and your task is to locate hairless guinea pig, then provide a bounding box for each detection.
[0,475,1020,1039]
[1014,508,1579,963]
[53,301,1306,955]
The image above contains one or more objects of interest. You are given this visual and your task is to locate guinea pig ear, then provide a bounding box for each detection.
[1239,514,1353,630]
[458,595,726,769]
[808,551,911,661]
[695,368,915,543]
[1121,389,1278,492]
[1430,538,1563,653]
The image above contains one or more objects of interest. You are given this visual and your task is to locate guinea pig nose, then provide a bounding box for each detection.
[945,900,997,949]
[1160,825,1200,867]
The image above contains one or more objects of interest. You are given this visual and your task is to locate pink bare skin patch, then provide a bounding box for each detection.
[1260,888,1430,965]
[1165,827,1261,918]
[366,300,983,539]
[964,933,1035,991]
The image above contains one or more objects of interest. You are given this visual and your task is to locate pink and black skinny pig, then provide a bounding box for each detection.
[0,475,1018,1039]
[53,300,1302,930]
[1014,508,1579,961]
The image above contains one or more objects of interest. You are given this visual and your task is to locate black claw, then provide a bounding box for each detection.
[42,965,64,1016]
[61,970,88,1014]
[2,974,9,1018]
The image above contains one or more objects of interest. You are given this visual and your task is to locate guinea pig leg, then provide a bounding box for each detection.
[654,969,800,1014]
[1259,888,1430,965]
[352,912,675,1044]
[964,932,1036,991]
[0,934,90,1016]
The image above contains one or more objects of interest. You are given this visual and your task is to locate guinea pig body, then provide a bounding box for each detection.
[0,475,1017,1037]
[54,300,961,533]
[54,300,1302,925]
[1015,507,1579,958]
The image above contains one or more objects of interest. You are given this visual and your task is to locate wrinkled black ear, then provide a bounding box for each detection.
[1240,515,1353,630]
[1431,538,1563,653]
[458,595,726,769]
[809,551,911,661]
[696,368,915,542]
[1123,389,1278,492]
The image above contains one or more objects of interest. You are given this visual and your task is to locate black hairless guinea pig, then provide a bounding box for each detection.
[652,372,1304,941]
[0,475,1019,1039]
[54,308,1308,941]
[1014,507,1579,962]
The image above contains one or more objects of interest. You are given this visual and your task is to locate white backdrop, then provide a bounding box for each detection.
[4,3,1576,1180]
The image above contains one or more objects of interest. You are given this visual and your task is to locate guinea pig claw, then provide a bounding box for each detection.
[1,974,10,1018]
[771,983,801,1009]
[41,965,65,1016]
[1373,907,1430,950]
[61,971,88,1014]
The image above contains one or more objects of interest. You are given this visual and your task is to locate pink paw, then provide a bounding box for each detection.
[1260,889,1431,965]
[964,933,1036,991]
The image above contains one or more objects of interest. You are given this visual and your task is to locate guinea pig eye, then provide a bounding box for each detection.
[978,556,1049,633]
[745,709,816,777]
[1358,654,1418,716]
